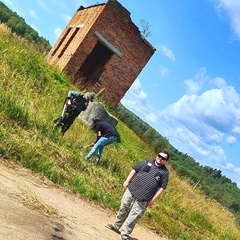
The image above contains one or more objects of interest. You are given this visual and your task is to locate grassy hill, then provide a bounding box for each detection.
[0,24,240,240]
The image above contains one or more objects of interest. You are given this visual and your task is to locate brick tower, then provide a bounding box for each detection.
[47,0,155,108]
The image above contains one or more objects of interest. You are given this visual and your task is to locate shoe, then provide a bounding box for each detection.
[84,156,90,161]
[93,160,99,165]
[120,235,129,240]
[53,117,63,124]
[54,122,63,128]
[53,118,59,123]
[105,223,120,234]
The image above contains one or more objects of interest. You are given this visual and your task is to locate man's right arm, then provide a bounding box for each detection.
[123,169,136,189]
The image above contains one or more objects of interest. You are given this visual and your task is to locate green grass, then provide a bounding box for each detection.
[0,23,240,239]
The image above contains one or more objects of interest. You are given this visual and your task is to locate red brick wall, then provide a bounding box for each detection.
[47,0,155,109]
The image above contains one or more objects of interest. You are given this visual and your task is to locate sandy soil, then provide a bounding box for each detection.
[0,158,168,240]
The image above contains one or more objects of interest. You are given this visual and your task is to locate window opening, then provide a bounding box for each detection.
[51,28,71,56]
[58,27,80,58]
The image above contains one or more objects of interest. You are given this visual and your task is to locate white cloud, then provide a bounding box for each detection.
[158,45,176,61]
[184,79,201,94]
[146,113,158,122]
[1,0,13,5]
[30,24,39,33]
[127,78,147,100]
[62,14,72,23]
[37,0,51,13]
[154,68,240,186]
[213,0,240,39]
[226,135,236,144]
[213,77,227,88]
[159,66,169,76]
[220,162,240,186]
[121,79,157,123]
[29,9,38,19]
[165,83,240,143]
[184,67,211,94]
[233,125,240,134]
[54,27,62,39]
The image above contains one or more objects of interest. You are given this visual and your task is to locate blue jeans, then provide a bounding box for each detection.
[85,136,117,160]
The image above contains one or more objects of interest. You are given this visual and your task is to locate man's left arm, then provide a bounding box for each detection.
[92,130,101,145]
[146,187,165,207]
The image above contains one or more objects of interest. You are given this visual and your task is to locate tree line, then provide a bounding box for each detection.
[0,1,51,53]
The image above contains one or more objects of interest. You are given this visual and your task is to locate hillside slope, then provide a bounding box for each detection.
[1,23,240,239]
[0,158,167,240]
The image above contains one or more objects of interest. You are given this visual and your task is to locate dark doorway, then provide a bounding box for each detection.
[74,41,113,86]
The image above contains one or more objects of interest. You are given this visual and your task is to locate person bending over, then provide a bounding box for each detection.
[54,91,95,135]
[84,118,117,162]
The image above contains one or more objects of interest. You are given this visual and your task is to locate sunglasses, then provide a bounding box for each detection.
[158,154,167,161]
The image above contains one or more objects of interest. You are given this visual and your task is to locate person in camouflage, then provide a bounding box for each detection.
[54,91,95,136]
[105,150,170,240]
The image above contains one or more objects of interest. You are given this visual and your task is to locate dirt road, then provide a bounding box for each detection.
[0,158,168,240]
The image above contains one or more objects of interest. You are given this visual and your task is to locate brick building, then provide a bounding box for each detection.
[47,0,155,108]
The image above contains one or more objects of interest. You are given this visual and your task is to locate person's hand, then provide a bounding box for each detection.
[90,143,95,147]
[146,199,154,207]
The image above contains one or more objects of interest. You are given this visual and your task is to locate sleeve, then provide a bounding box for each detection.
[132,159,148,172]
[67,91,81,98]
[94,136,101,144]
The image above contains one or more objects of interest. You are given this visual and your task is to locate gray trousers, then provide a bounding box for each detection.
[113,188,147,239]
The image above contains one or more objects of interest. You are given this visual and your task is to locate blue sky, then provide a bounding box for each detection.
[2,0,240,188]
